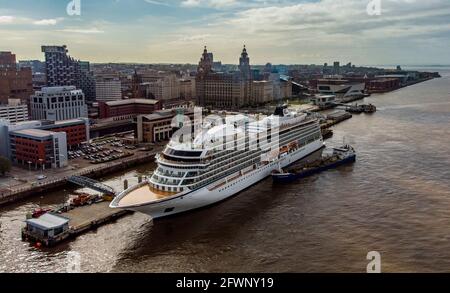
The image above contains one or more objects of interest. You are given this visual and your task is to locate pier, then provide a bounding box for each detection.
[22,200,132,247]
[63,202,131,236]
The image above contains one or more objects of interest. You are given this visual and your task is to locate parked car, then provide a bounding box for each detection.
[36,175,47,181]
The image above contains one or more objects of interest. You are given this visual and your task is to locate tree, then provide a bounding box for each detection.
[0,156,11,176]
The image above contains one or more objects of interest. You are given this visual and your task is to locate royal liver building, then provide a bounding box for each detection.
[196,46,253,110]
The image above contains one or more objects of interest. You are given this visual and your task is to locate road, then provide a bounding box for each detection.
[0,143,165,200]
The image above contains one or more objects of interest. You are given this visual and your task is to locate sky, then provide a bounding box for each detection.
[0,0,450,65]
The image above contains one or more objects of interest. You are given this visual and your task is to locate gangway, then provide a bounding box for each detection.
[68,176,117,195]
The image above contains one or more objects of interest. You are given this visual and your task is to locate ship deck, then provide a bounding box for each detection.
[117,185,177,207]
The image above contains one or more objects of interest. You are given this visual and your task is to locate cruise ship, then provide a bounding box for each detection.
[110,106,325,219]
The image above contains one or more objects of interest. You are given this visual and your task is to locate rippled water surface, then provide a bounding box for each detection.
[1,67,450,272]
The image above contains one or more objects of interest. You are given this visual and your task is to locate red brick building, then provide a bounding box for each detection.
[40,119,90,148]
[0,52,34,105]
[0,51,16,67]
[368,78,401,93]
[9,129,68,169]
[98,99,161,119]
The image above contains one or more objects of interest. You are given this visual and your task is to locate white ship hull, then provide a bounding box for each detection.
[120,140,324,219]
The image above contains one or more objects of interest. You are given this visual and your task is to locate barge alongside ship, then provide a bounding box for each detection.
[272,145,356,183]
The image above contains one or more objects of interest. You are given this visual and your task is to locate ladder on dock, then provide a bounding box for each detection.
[67,176,117,195]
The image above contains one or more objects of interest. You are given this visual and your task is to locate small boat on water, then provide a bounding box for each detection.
[272,145,356,183]
[321,128,334,140]
[347,104,377,114]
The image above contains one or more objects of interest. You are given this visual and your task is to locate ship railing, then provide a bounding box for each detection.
[154,171,186,178]
[156,156,209,167]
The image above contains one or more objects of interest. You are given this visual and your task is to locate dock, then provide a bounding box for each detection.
[63,201,131,236]
[22,201,132,247]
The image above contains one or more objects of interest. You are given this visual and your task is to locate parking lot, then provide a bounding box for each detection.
[0,135,165,198]
[68,137,139,167]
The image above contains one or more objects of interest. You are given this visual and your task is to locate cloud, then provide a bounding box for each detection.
[181,0,239,8]
[144,0,171,6]
[0,15,15,24]
[164,0,450,64]
[33,18,64,26]
[181,0,201,7]
[2,0,450,64]
[220,0,450,39]
[57,28,105,34]
[1,15,64,26]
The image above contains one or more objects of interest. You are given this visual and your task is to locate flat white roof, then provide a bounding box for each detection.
[26,213,69,230]
[11,128,55,138]
[105,99,159,106]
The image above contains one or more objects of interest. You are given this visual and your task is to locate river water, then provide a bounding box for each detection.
[1,67,449,273]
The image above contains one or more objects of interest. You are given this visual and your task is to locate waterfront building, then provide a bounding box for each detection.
[147,75,180,101]
[42,45,79,87]
[0,118,89,167]
[375,74,409,86]
[30,86,88,121]
[42,45,95,100]
[315,79,365,100]
[252,81,274,104]
[0,99,29,123]
[0,52,34,104]
[0,120,43,159]
[280,80,293,99]
[9,128,68,169]
[179,78,196,101]
[95,73,122,102]
[39,119,90,148]
[268,72,282,101]
[136,108,195,143]
[367,78,401,93]
[24,213,70,244]
[98,99,161,119]
[196,46,253,110]
[79,61,96,101]
[311,95,337,108]
[139,71,180,102]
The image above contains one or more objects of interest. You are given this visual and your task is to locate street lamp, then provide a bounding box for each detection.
[38,159,44,176]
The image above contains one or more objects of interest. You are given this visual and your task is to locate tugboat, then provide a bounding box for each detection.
[347,105,364,114]
[321,128,334,140]
[272,144,356,183]
[347,104,377,114]
[361,104,377,113]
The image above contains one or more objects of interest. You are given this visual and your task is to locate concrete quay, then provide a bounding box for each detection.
[0,149,161,207]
